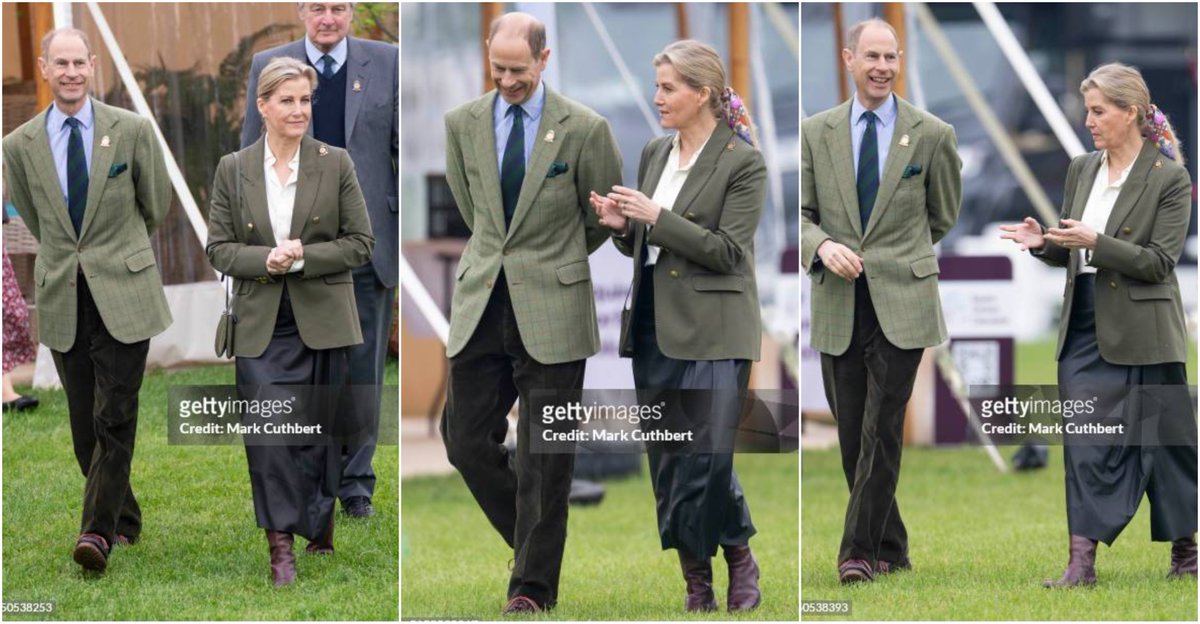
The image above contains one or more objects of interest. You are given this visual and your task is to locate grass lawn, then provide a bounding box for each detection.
[401,453,798,620]
[2,360,399,621]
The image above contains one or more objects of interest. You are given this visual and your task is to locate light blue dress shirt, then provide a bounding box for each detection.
[493,80,545,176]
[850,93,897,183]
[304,36,348,76]
[46,97,95,206]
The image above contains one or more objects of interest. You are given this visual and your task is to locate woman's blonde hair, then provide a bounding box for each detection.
[653,40,758,147]
[1080,63,1184,165]
[256,56,318,102]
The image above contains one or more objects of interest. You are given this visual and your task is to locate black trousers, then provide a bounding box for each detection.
[821,278,923,566]
[338,265,394,502]
[631,265,756,559]
[441,278,582,609]
[51,275,148,546]
[1059,274,1198,544]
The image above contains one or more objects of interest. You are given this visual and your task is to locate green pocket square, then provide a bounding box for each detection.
[546,161,569,178]
[108,163,128,178]
[901,163,923,179]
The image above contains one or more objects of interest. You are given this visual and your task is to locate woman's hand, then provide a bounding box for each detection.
[589,191,627,231]
[999,217,1047,251]
[1044,219,1098,250]
[606,186,662,226]
[266,244,300,274]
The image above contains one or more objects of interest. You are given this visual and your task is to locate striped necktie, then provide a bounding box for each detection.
[320,54,335,80]
[64,117,88,236]
[500,105,525,228]
[857,110,879,231]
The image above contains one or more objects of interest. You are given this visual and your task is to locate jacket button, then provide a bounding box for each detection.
[1109,281,1117,289]
[686,212,696,220]
[312,216,320,224]
[247,222,255,229]
[486,280,493,289]
[1122,227,1131,234]
[669,270,679,278]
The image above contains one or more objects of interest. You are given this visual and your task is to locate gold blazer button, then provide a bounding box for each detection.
[686,212,696,220]
[1122,227,1132,234]
[669,270,680,278]
[257,276,269,284]
[486,280,493,289]
[1109,281,1117,289]
[312,216,321,224]
[247,222,255,229]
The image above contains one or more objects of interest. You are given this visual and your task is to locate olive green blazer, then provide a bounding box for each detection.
[205,135,374,357]
[1034,140,1191,365]
[2,99,172,352]
[612,124,766,361]
[443,87,622,365]
[801,96,962,355]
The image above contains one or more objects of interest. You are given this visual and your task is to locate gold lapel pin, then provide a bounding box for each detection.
[100,135,111,148]
[319,146,329,156]
[726,142,735,151]
[899,134,910,147]
[544,130,555,143]
[352,79,362,93]
[1154,159,1163,168]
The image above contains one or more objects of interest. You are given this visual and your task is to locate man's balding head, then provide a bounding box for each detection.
[488,12,546,58]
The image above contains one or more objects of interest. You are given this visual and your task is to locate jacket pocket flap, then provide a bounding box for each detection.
[556,260,591,285]
[323,271,353,285]
[910,255,940,278]
[235,279,253,295]
[1128,283,1173,300]
[125,248,157,272]
[693,274,745,292]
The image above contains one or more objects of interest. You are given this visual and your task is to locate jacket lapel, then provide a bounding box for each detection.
[1069,153,1102,221]
[669,124,733,217]
[240,138,275,245]
[79,100,117,240]
[21,109,76,240]
[1103,140,1157,235]
[290,137,323,238]
[863,96,922,240]
[506,88,566,240]
[823,99,861,240]
[342,37,368,144]
[468,93,506,236]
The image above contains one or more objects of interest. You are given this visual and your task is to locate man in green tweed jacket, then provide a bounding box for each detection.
[2,29,171,573]
[438,12,622,615]
[801,19,961,585]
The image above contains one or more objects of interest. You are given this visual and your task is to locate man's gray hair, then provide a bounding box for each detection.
[41,27,93,59]
[298,3,356,12]
[488,13,547,58]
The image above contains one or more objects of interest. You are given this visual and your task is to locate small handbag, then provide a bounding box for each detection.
[214,153,242,358]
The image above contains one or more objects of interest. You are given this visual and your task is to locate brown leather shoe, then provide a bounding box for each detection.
[838,559,873,584]
[501,596,542,614]
[876,558,912,575]
[1043,535,1097,588]
[1168,535,1198,578]
[723,544,761,611]
[306,515,334,555]
[73,533,109,572]
[678,551,718,611]
[266,530,296,587]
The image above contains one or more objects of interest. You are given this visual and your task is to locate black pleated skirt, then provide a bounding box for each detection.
[1058,274,1197,544]
[630,265,756,558]
[235,287,347,541]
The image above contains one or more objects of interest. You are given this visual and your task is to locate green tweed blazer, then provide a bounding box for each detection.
[801,96,962,355]
[205,135,375,357]
[444,87,623,365]
[1033,140,1191,366]
[3,99,173,352]
[611,124,765,361]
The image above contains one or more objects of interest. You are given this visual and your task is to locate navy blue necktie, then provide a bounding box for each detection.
[857,110,879,230]
[500,105,525,228]
[64,117,88,236]
[320,54,335,80]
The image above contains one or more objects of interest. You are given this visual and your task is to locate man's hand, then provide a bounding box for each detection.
[998,217,1047,251]
[816,239,864,281]
[1044,218,1097,251]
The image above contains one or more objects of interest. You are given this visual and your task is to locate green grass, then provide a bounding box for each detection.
[2,361,399,620]
[800,446,1197,620]
[401,454,798,620]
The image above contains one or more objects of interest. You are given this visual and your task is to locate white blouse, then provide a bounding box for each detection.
[263,140,304,273]
[1076,150,1133,275]
[645,132,710,266]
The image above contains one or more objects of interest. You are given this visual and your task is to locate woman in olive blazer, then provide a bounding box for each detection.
[1001,63,1196,587]
[592,41,766,613]
[206,58,373,587]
